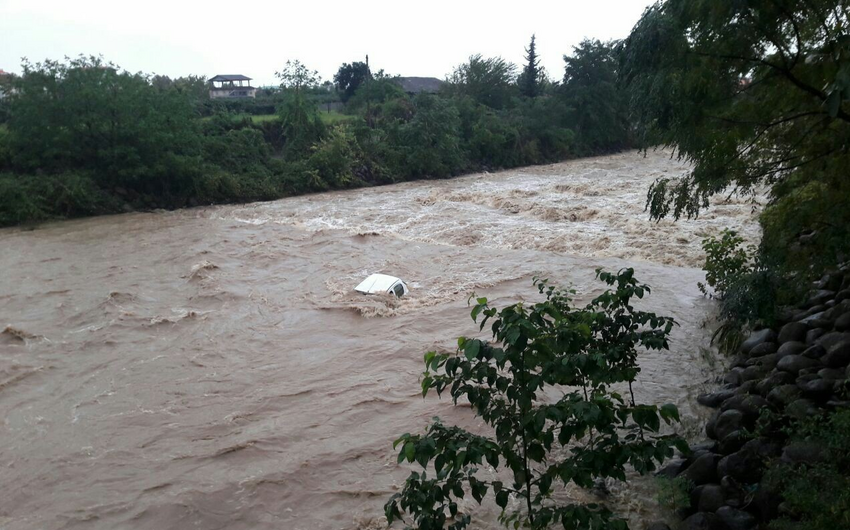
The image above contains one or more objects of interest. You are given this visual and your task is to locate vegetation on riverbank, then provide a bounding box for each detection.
[617,2,850,529]
[386,1,850,529]
[0,37,629,227]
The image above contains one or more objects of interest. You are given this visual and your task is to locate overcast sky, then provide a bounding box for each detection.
[1,0,653,86]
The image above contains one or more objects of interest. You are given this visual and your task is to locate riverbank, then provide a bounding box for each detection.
[651,265,850,530]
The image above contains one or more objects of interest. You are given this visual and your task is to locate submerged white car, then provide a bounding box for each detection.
[355,274,410,298]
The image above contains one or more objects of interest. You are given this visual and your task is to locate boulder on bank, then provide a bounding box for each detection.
[776,341,808,358]
[656,458,687,479]
[741,329,778,354]
[697,388,736,408]
[817,331,850,350]
[777,354,821,373]
[796,375,835,401]
[691,483,726,513]
[781,441,828,466]
[822,340,850,368]
[778,322,808,344]
[785,398,820,420]
[806,328,827,344]
[749,341,778,356]
[805,290,836,309]
[714,410,745,441]
[767,384,801,407]
[716,506,757,530]
[682,453,720,485]
[681,512,726,530]
[756,370,795,395]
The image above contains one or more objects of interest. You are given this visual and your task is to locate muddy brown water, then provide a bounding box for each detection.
[0,151,760,529]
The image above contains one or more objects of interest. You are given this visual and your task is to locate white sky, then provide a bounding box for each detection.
[0,0,653,86]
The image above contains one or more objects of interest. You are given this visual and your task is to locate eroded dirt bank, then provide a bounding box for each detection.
[0,151,760,529]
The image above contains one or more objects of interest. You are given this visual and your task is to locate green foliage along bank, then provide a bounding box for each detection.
[0,41,630,227]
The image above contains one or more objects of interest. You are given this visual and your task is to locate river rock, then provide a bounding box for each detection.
[656,458,687,479]
[785,398,820,420]
[806,328,827,344]
[797,375,835,401]
[741,329,777,355]
[801,344,827,359]
[836,289,850,303]
[705,410,720,439]
[714,410,745,441]
[776,341,807,358]
[644,523,671,530]
[682,453,720,485]
[717,430,748,455]
[818,367,846,380]
[778,322,808,344]
[756,370,795,395]
[781,441,828,466]
[777,354,820,374]
[740,365,767,382]
[681,512,726,530]
[691,483,726,513]
[748,341,778,357]
[806,289,836,308]
[767,384,802,407]
[698,389,736,408]
[822,340,850,368]
[743,437,782,461]
[817,331,850,350]
[801,311,832,328]
[721,394,769,421]
[723,368,745,387]
[746,352,779,369]
[716,506,756,530]
[717,449,764,483]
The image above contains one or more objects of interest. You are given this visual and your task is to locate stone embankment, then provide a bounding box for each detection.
[648,267,850,530]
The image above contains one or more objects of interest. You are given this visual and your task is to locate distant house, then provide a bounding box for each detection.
[209,74,257,99]
[394,77,444,95]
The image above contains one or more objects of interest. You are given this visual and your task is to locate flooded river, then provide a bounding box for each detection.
[0,151,760,529]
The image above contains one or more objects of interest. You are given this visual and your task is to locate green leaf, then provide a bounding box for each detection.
[464,340,480,360]
[496,490,509,509]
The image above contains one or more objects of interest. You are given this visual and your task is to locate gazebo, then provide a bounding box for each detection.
[208,74,256,99]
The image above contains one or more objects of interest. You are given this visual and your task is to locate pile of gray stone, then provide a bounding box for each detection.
[646,268,850,530]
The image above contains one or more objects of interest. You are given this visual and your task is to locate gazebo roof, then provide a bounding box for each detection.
[209,74,252,82]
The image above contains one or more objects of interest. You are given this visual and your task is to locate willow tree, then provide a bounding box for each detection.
[619,0,850,277]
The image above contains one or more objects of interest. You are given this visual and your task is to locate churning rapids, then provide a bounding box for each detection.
[0,151,760,530]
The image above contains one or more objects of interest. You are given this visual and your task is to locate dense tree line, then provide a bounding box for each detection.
[0,40,629,226]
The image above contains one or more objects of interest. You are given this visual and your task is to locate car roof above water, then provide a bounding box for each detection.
[355,274,404,294]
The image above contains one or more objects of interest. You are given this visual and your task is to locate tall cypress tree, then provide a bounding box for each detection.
[519,34,540,98]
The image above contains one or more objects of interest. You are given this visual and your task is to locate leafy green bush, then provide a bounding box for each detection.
[697,230,777,353]
[764,410,850,530]
[655,476,693,514]
[305,125,359,190]
[0,171,116,226]
[386,269,686,530]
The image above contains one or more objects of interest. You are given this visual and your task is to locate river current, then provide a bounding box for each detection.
[0,150,760,529]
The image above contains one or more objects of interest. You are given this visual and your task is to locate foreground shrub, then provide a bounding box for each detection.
[386,269,686,530]
[764,410,850,530]
[697,229,777,353]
